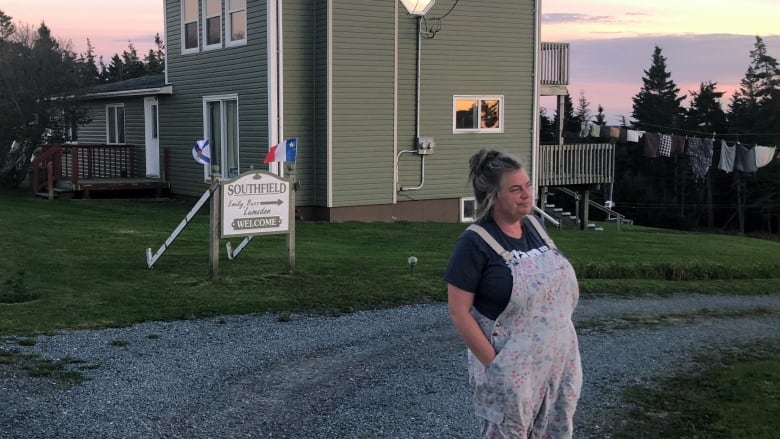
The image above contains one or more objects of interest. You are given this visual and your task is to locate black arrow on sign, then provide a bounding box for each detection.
[260,199,283,206]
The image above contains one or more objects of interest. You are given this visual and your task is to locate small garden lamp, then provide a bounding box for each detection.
[400,0,435,16]
[407,256,418,277]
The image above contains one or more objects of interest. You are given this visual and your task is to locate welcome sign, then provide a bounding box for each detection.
[221,171,291,237]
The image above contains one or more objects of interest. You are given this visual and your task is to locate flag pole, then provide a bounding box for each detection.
[286,161,296,274]
[209,165,221,280]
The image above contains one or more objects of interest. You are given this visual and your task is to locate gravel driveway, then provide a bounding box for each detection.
[1,294,779,438]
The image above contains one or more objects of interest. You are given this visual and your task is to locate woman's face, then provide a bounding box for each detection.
[493,168,533,221]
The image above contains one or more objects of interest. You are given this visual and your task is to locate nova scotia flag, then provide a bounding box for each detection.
[263,138,298,164]
[192,139,211,165]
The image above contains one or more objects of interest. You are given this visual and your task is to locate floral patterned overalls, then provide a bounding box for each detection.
[466,216,582,438]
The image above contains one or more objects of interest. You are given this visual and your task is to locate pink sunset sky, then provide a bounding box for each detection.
[4,0,780,124]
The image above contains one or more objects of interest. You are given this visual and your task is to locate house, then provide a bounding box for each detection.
[70,0,613,224]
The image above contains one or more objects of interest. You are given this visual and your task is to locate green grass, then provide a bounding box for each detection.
[615,339,780,438]
[1,190,779,427]
[1,189,779,336]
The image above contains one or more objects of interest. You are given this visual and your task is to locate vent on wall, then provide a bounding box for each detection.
[460,197,476,223]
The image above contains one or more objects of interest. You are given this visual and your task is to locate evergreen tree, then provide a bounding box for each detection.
[727,36,780,143]
[631,46,685,131]
[539,108,556,144]
[574,91,592,137]
[143,33,166,74]
[553,94,579,141]
[686,81,726,135]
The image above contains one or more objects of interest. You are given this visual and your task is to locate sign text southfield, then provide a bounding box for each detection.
[221,171,290,237]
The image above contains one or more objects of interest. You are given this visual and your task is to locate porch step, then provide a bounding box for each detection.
[34,188,72,199]
[586,223,604,231]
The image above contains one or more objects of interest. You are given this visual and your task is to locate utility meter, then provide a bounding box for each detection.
[416,137,435,155]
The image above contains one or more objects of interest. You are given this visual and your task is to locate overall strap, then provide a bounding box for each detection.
[525,215,557,250]
[466,224,514,264]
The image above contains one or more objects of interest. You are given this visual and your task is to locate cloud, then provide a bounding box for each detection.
[542,13,617,25]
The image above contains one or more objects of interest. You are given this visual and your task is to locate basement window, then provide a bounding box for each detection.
[460,197,477,223]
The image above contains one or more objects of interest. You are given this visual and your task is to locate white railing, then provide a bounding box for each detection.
[538,143,615,187]
[540,42,569,86]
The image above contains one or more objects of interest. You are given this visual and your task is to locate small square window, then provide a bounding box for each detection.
[460,197,477,223]
[453,96,504,133]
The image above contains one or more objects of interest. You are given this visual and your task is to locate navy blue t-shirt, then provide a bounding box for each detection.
[443,216,552,320]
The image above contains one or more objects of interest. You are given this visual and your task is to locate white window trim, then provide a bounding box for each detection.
[202,94,240,181]
[202,0,223,50]
[452,95,505,134]
[460,197,477,223]
[181,0,200,54]
[225,0,247,47]
[105,104,126,145]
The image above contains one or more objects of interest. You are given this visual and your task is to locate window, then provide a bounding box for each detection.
[203,95,239,179]
[182,0,199,52]
[226,0,247,46]
[203,0,222,49]
[182,0,247,53]
[453,96,504,133]
[106,104,126,144]
[460,197,477,223]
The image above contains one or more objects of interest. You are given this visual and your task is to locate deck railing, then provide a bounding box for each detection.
[540,42,569,86]
[32,144,138,192]
[538,143,615,187]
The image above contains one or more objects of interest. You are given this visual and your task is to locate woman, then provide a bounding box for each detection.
[444,148,582,438]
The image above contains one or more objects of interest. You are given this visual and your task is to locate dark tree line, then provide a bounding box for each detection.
[0,10,164,190]
[543,37,780,235]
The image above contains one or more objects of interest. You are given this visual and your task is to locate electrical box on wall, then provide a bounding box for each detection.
[416,136,435,155]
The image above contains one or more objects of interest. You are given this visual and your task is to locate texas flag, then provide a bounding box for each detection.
[263,138,298,164]
[192,139,211,165]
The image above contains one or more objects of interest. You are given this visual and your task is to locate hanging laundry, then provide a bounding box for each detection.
[590,124,601,138]
[626,129,641,143]
[600,125,611,139]
[610,126,621,139]
[619,128,628,142]
[671,135,686,155]
[659,134,672,157]
[687,137,713,181]
[580,121,591,138]
[734,143,757,174]
[643,132,660,157]
[718,140,735,173]
[754,145,777,168]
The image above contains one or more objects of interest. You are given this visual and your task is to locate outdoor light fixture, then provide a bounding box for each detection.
[407,256,418,277]
[400,0,435,16]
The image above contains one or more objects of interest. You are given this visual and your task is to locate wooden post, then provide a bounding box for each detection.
[47,162,54,201]
[209,165,221,280]
[579,187,590,230]
[286,162,297,274]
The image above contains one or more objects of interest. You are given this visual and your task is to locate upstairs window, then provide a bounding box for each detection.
[203,0,222,49]
[453,95,504,133]
[226,0,247,46]
[106,104,126,144]
[182,0,247,54]
[182,0,199,52]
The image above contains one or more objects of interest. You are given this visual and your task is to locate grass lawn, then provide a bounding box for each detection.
[1,189,779,430]
[616,339,780,438]
[1,190,780,335]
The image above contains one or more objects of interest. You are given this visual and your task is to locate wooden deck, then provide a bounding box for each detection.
[32,144,170,199]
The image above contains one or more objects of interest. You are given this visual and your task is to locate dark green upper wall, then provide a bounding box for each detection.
[162,0,269,196]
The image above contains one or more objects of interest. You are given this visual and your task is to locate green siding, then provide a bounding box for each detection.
[330,0,397,207]
[281,0,325,207]
[330,0,537,207]
[77,99,147,174]
[161,0,268,196]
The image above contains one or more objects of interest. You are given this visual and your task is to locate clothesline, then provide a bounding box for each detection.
[615,122,780,139]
